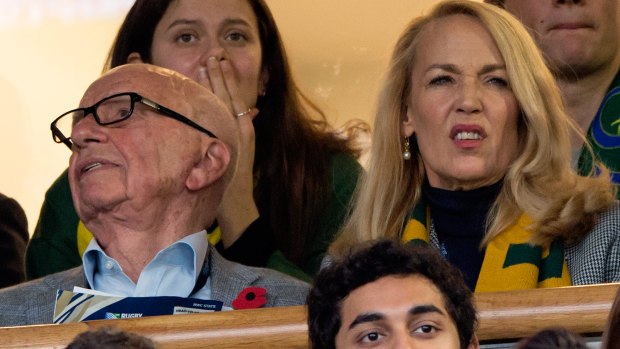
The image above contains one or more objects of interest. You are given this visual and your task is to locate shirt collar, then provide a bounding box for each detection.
[82,230,209,297]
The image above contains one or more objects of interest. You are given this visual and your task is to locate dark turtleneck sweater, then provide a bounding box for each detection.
[422,180,503,290]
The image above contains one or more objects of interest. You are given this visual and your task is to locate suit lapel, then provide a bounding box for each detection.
[208,247,262,307]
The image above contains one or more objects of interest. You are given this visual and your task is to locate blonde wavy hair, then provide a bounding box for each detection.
[330,0,615,255]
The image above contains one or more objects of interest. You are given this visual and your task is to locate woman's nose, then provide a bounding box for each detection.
[199,40,228,64]
[456,79,482,114]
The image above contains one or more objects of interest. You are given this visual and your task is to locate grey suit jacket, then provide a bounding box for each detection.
[0,247,309,327]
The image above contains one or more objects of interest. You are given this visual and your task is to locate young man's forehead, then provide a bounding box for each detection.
[344,275,448,313]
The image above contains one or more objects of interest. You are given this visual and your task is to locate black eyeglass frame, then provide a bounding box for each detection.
[51,92,218,149]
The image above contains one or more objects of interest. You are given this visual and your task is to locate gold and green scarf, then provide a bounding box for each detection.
[402,202,571,292]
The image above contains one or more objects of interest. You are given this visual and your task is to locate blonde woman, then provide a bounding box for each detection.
[331,0,619,292]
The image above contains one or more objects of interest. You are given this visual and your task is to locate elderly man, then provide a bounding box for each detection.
[0,64,308,327]
[307,240,479,349]
[486,0,620,188]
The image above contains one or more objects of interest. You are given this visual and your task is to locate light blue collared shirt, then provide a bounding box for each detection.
[82,230,211,299]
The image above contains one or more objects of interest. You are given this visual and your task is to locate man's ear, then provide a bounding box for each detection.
[402,104,416,138]
[127,52,145,64]
[186,140,230,191]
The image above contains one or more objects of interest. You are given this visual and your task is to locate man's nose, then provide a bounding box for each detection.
[71,115,108,148]
[390,330,414,349]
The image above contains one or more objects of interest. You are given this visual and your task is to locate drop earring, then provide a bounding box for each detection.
[403,137,411,160]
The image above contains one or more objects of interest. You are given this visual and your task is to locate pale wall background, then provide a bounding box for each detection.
[0,0,460,234]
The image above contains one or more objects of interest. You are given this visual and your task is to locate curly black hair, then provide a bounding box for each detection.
[307,240,477,349]
[515,327,588,349]
[66,327,156,349]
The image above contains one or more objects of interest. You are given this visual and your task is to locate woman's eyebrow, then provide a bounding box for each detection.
[426,64,459,74]
[167,18,202,30]
[479,64,506,75]
[425,63,506,76]
[221,17,252,27]
[166,17,252,33]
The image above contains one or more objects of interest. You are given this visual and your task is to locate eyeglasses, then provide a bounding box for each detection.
[51,92,217,149]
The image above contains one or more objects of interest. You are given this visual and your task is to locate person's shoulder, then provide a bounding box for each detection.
[594,201,620,230]
[605,200,620,214]
[327,152,363,198]
[241,263,310,307]
[43,265,86,288]
[0,192,28,241]
[567,201,620,284]
[574,201,620,245]
[0,266,84,300]
[0,266,84,326]
[328,152,363,175]
[210,249,309,306]
[0,192,26,219]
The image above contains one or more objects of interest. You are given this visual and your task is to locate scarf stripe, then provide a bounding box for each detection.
[402,207,571,292]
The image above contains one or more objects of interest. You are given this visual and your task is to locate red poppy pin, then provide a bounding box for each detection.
[232,287,267,309]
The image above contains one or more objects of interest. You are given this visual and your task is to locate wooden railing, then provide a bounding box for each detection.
[1,283,618,348]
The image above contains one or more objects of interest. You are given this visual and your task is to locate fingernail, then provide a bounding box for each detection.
[199,67,207,79]
[207,56,217,68]
[220,60,231,72]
